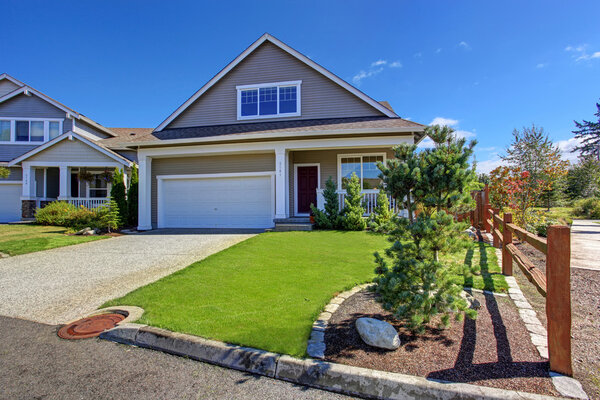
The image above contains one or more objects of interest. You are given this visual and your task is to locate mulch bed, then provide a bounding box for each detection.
[514,240,600,399]
[324,290,558,396]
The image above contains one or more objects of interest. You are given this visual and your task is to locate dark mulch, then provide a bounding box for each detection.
[514,240,600,399]
[325,290,558,396]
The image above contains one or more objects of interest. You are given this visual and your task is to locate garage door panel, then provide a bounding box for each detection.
[0,184,22,222]
[159,175,274,228]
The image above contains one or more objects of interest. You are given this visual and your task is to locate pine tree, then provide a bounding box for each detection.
[310,177,340,229]
[573,101,600,160]
[340,172,366,231]
[102,197,121,233]
[378,144,421,222]
[373,124,479,332]
[127,165,138,226]
[368,188,394,233]
[110,168,128,225]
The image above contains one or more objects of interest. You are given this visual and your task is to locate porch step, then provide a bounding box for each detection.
[273,217,313,232]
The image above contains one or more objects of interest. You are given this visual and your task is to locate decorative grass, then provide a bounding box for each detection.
[0,224,107,256]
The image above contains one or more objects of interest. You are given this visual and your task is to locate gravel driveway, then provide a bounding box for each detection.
[0,229,256,324]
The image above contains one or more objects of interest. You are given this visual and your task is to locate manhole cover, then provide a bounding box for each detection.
[58,313,125,339]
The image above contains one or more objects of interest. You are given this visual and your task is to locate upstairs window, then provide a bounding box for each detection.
[0,118,63,143]
[237,81,301,120]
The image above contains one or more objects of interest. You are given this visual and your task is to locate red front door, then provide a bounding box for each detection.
[297,166,318,214]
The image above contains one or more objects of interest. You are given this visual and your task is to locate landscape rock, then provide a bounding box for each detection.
[355,317,400,350]
[0,251,9,258]
[460,291,481,309]
[75,227,93,235]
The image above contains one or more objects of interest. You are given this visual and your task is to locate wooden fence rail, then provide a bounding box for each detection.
[486,207,572,376]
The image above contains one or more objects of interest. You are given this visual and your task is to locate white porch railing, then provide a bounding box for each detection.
[66,198,110,209]
[316,189,408,217]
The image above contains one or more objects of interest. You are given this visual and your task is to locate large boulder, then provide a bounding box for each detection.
[355,317,400,350]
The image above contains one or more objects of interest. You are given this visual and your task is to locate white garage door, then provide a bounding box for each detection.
[0,183,22,223]
[158,174,274,229]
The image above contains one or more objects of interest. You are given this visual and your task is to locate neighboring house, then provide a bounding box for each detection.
[0,73,149,222]
[128,34,426,230]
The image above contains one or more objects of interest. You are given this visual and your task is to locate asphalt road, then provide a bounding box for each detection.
[0,316,352,400]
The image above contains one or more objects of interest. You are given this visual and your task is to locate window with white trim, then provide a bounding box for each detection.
[0,118,63,143]
[339,154,385,190]
[237,81,301,120]
[88,173,109,198]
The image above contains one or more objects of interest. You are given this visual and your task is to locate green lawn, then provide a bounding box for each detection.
[0,224,107,256]
[105,231,506,357]
[444,242,508,293]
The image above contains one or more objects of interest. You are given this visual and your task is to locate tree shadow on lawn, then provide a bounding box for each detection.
[463,242,504,293]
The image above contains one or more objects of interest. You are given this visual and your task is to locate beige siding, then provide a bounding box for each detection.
[0,80,20,97]
[0,167,23,181]
[151,153,275,225]
[27,138,118,163]
[288,148,395,216]
[167,42,384,129]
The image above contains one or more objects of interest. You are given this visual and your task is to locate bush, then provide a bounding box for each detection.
[127,165,138,226]
[340,173,366,231]
[573,197,600,219]
[368,189,395,233]
[525,210,559,237]
[34,200,119,231]
[111,168,128,225]
[310,177,341,229]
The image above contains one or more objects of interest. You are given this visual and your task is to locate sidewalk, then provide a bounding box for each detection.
[570,220,600,271]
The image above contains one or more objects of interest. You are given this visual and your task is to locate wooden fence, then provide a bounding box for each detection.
[486,207,572,376]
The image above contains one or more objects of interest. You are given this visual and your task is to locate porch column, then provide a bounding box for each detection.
[58,165,69,200]
[274,147,288,219]
[138,155,152,230]
[21,162,34,198]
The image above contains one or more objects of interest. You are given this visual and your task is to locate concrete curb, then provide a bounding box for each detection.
[100,323,566,400]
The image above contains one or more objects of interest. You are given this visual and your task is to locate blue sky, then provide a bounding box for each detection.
[2,0,599,172]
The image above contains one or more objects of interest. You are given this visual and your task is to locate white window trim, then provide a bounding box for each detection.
[0,117,63,144]
[294,163,320,216]
[85,171,112,199]
[337,152,386,191]
[236,80,301,121]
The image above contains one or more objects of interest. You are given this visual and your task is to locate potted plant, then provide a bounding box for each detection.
[99,169,113,182]
[78,169,94,183]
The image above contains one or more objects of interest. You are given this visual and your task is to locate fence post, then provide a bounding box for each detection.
[492,207,500,248]
[502,213,513,276]
[546,225,572,376]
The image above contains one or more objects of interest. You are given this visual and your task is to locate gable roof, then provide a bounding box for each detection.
[155,34,399,131]
[0,73,117,138]
[8,131,132,167]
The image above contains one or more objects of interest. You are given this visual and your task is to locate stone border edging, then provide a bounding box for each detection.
[100,323,564,400]
[495,248,588,400]
[307,283,371,359]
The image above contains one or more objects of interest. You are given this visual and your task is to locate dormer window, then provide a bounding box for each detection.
[236,81,301,120]
[0,118,63,143]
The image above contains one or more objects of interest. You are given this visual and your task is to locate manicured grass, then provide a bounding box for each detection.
[0,224,107,256]
[105,231,506,357]
[443,242,508,293]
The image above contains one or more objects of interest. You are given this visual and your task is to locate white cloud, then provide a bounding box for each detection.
[436,48,442,54]
[565,44,600,62]
[430,117,459,126]
[455,130,476,139]
[413,52,423,58]
[459,41,471,50]
[536,63,547,68]
[476,157,505,174]
[371,59,387,67]
[352,58,402,85]
[417,136,435,149]
[478,146,496,152]
[556,137,583,163]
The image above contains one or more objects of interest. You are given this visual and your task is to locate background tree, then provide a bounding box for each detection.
[127,165,138,226]
[368,187,394,233]
[340,173,366,231]
[102,197,121,233]
[565,157,600,199]
[477,173,490,185]
[373,125,479,332]
[310,177,340,229]
[573,101,600,160]
[110,168,128,225]
[0,167,9,179]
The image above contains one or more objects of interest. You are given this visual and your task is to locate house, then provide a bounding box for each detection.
[0,33,426,230]
[0,73,150,222]
[128,34,426,230]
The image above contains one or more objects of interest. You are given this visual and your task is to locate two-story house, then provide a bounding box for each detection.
[1,34,426,230]
[0,73,146,222]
